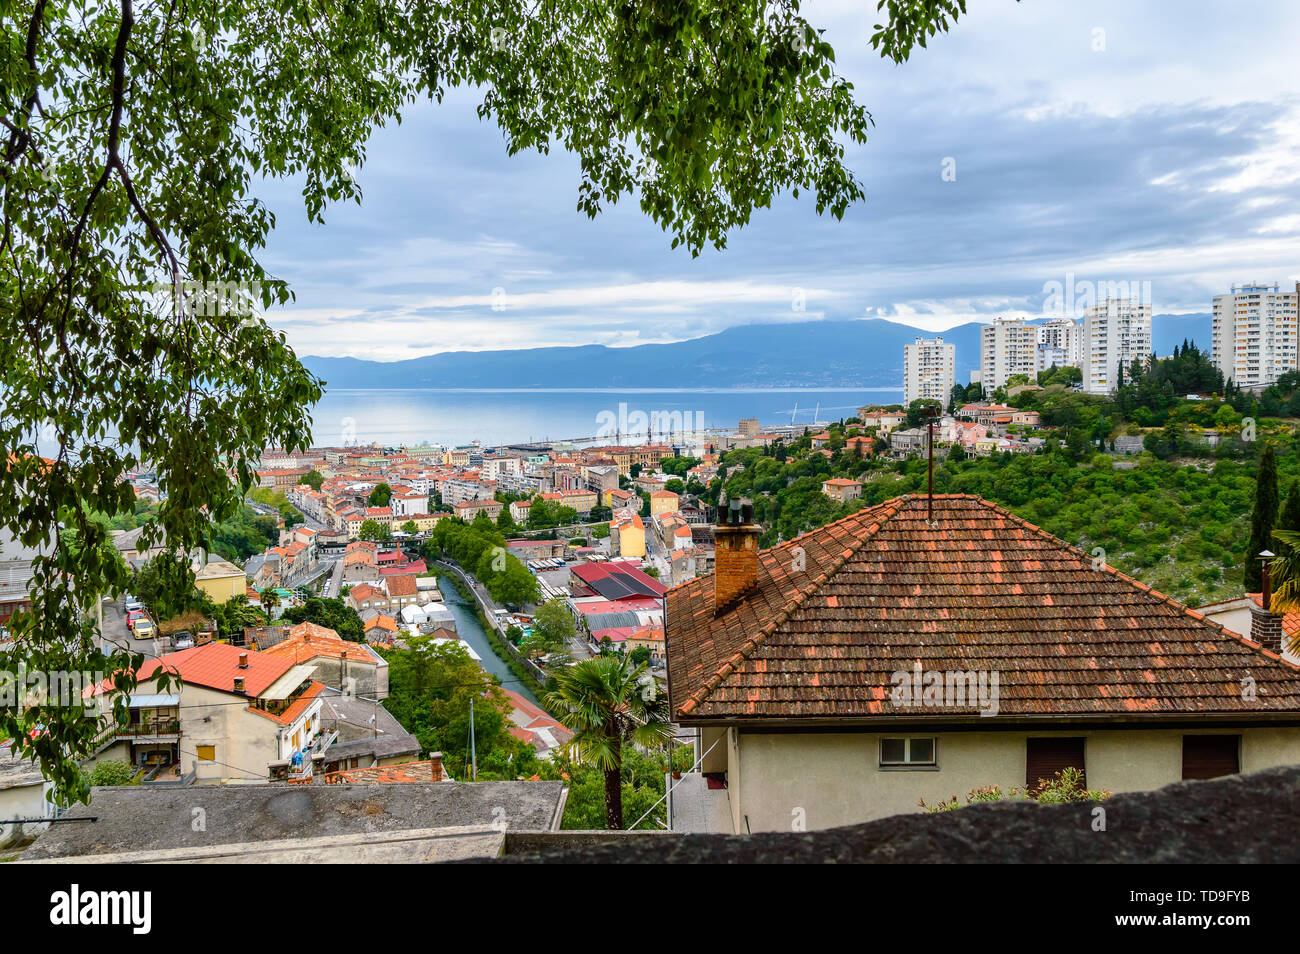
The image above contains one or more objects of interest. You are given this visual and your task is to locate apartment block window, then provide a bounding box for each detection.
[196,745,216,763]
[880,737,937,767]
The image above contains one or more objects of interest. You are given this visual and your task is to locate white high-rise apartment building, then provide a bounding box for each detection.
[980,317,1038,390]
[1211,283,1298,389]
[1084,298,1152,394]
[1037,317,1083,371]
[902,337,956,406]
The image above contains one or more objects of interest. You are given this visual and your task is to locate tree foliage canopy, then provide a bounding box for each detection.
[0,0,956,800]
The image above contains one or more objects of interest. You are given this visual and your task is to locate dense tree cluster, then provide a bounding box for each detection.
[380,639,541,781]
[423,517,540,608]
[280,596,365,643]
[707,402,1300,606]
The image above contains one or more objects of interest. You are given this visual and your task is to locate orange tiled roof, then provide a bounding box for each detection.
[258,623,380,667]
[386,575,417,598]
[326,759,443,783]
[94,642,295,698]
[666,494,1300,721]
[1249,594,1300,639]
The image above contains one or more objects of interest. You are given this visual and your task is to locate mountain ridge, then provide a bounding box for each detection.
[302,315,1212,389]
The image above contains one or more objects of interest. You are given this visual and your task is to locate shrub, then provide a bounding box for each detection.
[86,760,140,787]
[920,768,1110,812]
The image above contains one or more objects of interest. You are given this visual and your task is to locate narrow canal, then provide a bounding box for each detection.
[436,574,541,706]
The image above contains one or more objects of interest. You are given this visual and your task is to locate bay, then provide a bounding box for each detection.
[307,387,905,449]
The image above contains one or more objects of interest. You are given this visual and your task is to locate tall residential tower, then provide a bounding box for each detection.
[1084,298,1152,394]
[902,337,956,406]
[1211,283,1298,389]
[980,317,1038,390]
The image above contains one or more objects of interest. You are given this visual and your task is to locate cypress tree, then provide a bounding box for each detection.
[1245,444,1280,591]
[1281,479,1300,537]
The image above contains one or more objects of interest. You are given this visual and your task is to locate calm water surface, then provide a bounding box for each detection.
[308,387,904,448]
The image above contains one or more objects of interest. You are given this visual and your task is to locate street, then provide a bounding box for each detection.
[97,597,170,660]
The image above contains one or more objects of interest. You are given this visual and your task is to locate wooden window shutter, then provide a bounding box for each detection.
[1026,737,1086,789]
[1182,735,1240,780]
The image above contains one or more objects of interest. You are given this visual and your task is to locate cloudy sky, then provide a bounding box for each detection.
[256,0,1300,361]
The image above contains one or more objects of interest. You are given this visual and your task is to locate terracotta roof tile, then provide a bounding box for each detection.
[665,495,1300,721]
[245,681,326,724]
[95,642,295,698]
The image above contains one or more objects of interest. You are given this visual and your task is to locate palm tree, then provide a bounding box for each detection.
[545,655,672,829]
[258,588,281,619]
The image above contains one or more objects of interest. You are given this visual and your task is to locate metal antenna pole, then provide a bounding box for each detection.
[927,414,935,523]
[469,696,477,781]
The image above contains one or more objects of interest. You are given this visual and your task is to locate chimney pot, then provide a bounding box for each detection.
[713,498,759,615]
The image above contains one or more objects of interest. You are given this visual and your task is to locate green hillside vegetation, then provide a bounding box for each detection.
[706,345,1300,607]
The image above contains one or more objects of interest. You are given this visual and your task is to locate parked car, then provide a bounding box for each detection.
[124,598,143,612]
[173,635,195,651]
[133,619,156,640]
[126,609,147,628]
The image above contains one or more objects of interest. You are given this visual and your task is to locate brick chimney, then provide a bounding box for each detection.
[429,751,444,782]
[714,498,759,615]
[1250,604,1284,654]
[1252,552,1285,654]
[238,652,249,669]
[233,675,246,694]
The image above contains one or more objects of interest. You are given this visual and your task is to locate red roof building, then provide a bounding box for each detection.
[664,494,1300,833]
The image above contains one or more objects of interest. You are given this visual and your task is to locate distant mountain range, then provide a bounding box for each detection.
[302,315,1213,390]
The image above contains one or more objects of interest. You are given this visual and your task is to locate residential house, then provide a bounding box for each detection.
[194,556,247,603]
[821,477,862,503]
[364,614,401,645]
[858,409,907,437]
[109,525,170,565]
[314,687,421,773]
[89,642,326,784]
[650,489,680,516]
[610,509,646,559]
[259,621,390,698]
[1,741,53,849]
[347,583,389,614]
[560,487,598,516]
[958,403,1020,428]
[1011,410,1042,428]
[390,491,428,518]
[604,487,635,509]
[453,499,503,522]
[888,427,933,458]
[497,687,573,760]
[665,495,1300,833]
[385,574,420,610]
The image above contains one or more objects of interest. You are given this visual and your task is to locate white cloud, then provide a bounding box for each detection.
[248,1,1300,362]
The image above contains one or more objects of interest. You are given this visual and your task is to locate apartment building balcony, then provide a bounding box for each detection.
[116,718,182,741]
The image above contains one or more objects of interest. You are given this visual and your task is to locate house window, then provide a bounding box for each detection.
[196,745,216,763]
[1182,735,1240,780]
[880,737,937,767]
[1026,737,1086,789]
